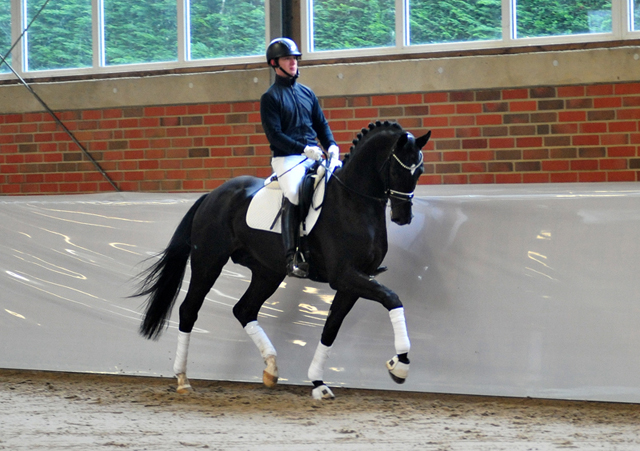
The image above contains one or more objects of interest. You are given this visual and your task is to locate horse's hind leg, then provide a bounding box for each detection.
[232,267,285,388]
[173,260,226,393]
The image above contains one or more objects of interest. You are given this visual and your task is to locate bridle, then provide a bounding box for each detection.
[330,143,424,204]
[386,150,424,203]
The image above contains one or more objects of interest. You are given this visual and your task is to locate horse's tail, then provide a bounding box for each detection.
[133,194,207,340]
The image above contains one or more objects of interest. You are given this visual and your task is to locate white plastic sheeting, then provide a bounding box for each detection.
[1,183,639,403]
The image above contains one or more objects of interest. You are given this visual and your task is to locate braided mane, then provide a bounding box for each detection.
[343,120,403,166]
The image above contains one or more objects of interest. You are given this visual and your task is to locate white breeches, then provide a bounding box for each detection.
[271,155,315,205]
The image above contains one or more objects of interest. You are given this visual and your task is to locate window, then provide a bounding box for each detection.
[25,0,92,71]
[190,0,266,60]
[304,0,624,57]
[2,0,265,76]
[515,0,612,39]
[103,0,178,65]
[0,0,10,73]
[0,0,636,77]
[409,0,502,45]
[311,0,395,51]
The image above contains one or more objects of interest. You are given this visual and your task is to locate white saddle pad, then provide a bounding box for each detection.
[246,164,328,235]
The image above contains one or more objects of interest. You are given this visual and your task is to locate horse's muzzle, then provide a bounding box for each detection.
[390,205,413,225]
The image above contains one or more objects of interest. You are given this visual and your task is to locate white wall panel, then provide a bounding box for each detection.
[1,184,639,402]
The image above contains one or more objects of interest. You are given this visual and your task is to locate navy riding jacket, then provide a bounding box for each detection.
[260,75,336,157]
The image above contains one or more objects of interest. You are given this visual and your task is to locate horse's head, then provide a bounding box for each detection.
[387,130,431,225]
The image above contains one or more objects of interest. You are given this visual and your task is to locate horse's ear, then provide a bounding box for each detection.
[415,130,431,150]
[396,132,410,148]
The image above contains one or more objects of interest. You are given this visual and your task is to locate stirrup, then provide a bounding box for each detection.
[287,253,309,278]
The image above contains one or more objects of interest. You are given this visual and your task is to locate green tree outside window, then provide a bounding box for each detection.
[190,0,265,59]
[26,0,92,71]
[516,0,612,38]
[313,0,395,51]
[409,0,502,45]
[104,0,178,65]
[0,0,11,73]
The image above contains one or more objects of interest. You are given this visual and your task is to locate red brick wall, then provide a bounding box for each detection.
[2,82,640,195]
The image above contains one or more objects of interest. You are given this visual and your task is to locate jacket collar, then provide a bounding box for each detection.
[275,74,296,87]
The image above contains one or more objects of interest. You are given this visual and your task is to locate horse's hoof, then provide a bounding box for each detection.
[386,355,409,384]
[263,355,279,388]
[311,384,335,400]
[176,373,193,394]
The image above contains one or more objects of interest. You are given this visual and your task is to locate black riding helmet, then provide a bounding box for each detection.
[266,37,302,66]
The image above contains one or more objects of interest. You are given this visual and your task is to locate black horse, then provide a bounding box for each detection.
[134,121,431,399]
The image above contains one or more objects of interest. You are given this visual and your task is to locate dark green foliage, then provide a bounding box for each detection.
[409,0,502,44]
[3,0,264,71]
[26,0,92,71]
[314,0,613,49]
[516,0,612,37]
[190,0,265,59]
[0,0,11,72]
[104,0,178,65]
[313,0,396,50]
[0,0,622,72]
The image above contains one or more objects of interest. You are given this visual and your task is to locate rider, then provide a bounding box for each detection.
[260,37,340,278]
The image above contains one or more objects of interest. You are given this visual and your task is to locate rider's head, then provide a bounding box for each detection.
[266,37,301,79]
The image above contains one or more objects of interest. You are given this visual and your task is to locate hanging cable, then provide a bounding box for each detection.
[1,0,120,192]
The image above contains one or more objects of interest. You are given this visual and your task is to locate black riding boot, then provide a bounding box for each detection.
[281,198,309,278]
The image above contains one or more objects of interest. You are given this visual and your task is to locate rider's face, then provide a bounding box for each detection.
[275,56,298,77]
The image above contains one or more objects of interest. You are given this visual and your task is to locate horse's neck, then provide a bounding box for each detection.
[339,133,396,197]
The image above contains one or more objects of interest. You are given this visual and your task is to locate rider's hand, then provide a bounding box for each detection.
[304,145,323,161]
[328,144,342,170]
[328,144,340,161]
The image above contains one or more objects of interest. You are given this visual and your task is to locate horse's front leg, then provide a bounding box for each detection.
[332,269,412,385]
[386,307,411,384]
[307,291,358,399]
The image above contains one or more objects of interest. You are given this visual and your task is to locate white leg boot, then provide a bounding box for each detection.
[308,342,335,400]
[245,321,279,387]
[174,331,192,393]
[387,307,411,384]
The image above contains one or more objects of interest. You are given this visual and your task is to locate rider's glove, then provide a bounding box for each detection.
[327,144,342,170]
[304,145,323,161]
[328,144,340,161]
